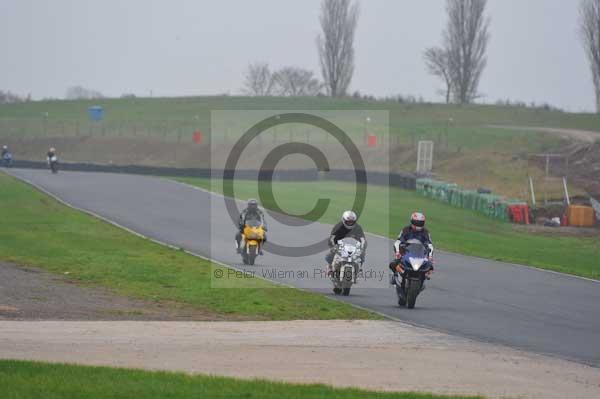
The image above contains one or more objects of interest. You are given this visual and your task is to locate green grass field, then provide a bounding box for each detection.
[0,360,481,399]
[3,96,597,200]
[0,172,377,320]
[175,177,600,280]
[0,96,595,149]
[2,96,600,130]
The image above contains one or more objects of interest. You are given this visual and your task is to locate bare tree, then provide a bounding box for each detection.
[317,0,359,97]
[242,62,275,96]
[65,86,104,100]
[423,47,453,103]
[580,0,600,113]
[0,90,26,104]
[442,0,490,104]
[272,67,323,96]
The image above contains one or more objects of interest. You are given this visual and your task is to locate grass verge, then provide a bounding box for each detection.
[0,172,378,320]
[0,360,481,399]
[176,177,600,280]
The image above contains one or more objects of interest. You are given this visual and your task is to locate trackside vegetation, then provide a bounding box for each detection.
[0,360,482,399]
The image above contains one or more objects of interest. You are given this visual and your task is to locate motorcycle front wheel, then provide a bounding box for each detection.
[247,245,257,265]
[406,278,422,309]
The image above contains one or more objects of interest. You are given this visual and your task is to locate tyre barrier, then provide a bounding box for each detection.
[416,178,530,224]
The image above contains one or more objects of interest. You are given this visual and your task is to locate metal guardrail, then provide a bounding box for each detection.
[4,160,416,190]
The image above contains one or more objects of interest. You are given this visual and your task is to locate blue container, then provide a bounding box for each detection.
[88,106,104,121]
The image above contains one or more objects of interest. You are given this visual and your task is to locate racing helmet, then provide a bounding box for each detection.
[410,212,426,231]
[342,210,357,229]
[247,198,258,211]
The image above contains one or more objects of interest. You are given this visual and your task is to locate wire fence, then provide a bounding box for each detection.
[0,117,458,148]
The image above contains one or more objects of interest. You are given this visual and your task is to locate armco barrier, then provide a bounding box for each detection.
[4,160,417,190]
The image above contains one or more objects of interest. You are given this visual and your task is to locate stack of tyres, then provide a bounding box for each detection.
[462,190,478,211]
[414,178,525,224]
[437,182,458,204]
[507,203,530,224]
[476,194,504,218]
[493,200,510,221]
[416,178,431,195]
[416,178,436,198]
[450,188,465,208]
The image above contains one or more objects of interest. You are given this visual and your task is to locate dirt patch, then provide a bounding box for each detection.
[563,142,600,197]
[1,320,599,399]
[488,125,600,143]
[0,262,240,321]
[513,224,600,237]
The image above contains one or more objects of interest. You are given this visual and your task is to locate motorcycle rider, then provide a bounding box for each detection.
[235,199,267,255]
[47,147,57,161]
[389,212,434,288]
[1,145,11,166]
[326,211,367,276]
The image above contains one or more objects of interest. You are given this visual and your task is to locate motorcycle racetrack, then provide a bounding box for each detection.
[5,168,600,368]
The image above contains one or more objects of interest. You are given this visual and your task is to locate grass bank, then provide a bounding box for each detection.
[0,172,377,320]
[0,360,481,399]
[176,177,600,280]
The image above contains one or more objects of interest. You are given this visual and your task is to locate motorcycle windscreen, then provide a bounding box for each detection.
[406,243,427,259]
[245,218,262,228]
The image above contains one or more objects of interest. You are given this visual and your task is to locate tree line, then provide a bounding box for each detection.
[244,0,492,103]
[243,0,600,113]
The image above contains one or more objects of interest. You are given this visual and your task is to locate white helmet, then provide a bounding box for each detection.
[49,147,56,153]
[2,145,7,150]
[410,212,426,231]
[342,210,357,229]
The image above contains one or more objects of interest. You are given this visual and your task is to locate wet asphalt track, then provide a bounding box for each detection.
[5,168,600,366]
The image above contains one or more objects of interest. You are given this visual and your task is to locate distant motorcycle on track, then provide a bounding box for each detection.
[48,155,58,174]
[1,151,12,167]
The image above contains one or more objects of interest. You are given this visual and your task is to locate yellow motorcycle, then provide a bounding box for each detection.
[241,219,265,265]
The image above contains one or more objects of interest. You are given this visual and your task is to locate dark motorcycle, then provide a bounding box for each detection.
[48,155,59,174]
[1,152,12,167]
[393,240,433,309]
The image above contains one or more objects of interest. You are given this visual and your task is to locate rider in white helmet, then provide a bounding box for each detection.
[326,211,367,275]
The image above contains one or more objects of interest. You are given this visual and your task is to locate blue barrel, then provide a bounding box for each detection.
[88,106,104,121]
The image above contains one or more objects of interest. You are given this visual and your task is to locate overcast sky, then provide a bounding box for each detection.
[0,0,593,112]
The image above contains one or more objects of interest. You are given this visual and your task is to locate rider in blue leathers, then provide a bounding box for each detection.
[389,212,434,287]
